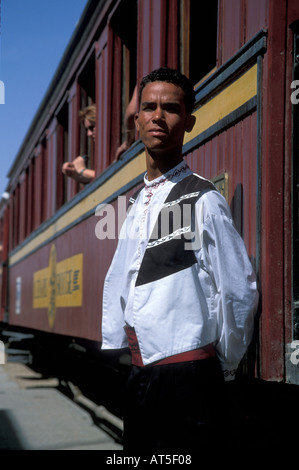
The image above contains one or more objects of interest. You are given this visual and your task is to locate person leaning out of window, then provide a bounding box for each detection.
[62,89,137,184]
[62,105,96,184]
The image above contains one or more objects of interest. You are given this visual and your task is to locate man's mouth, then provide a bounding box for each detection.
[148,128,168,136]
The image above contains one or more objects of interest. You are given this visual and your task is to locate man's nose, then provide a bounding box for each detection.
[152,106,164,121]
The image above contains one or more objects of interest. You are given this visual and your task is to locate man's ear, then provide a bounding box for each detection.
[185,114,196,133]
[134,113,140,131]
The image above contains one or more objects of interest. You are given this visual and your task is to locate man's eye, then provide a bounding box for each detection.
[165,105,180,113]
[142,105,154,111]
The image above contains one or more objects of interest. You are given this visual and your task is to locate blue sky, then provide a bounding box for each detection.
[0,0,89,197]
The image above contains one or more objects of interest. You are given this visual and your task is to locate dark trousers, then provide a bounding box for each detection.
[123,357,227,453]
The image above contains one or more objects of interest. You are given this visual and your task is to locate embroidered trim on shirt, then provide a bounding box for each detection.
[147,226,192,248]
[144,162,189,190]
[144,188,155,206]
[162,191,201,208]
[223,369,237,378]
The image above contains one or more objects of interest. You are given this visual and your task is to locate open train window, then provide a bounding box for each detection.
[180,0,218,87]
[78,53,96,177]
[12,184,20,248]
[56,101,69,208]
[25,159,35,237]
[109,0,137,158]
[40,137,48,223]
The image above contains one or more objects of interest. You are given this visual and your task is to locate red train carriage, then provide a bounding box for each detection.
[0,0,299,432]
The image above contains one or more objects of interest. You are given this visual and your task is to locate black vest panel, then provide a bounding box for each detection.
[135,174,215,287]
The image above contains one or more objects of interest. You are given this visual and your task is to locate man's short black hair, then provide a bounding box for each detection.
[138,67,196,114]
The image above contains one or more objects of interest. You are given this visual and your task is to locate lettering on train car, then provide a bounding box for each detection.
[34,278,48,299]
[15,277,21,315]
[56,270,75,295]
[33,245,83,328]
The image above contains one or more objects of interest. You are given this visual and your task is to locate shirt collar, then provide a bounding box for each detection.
[144,160,191,189]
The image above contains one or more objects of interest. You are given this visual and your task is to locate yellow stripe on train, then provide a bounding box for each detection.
[186,64,257,142]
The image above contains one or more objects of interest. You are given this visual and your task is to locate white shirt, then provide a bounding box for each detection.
[102,161,259,380]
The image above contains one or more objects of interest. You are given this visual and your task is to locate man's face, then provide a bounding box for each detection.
[135,81,195,156]
[84,118,96,142]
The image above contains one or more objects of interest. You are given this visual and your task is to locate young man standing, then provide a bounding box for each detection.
[101,68,259,452]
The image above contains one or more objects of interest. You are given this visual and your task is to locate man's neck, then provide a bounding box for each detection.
[145,151,183,181]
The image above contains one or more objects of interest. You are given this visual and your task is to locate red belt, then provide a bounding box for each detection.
[124,325,215,367]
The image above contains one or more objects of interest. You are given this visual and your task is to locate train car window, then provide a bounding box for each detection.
[25,160,35,237]
[180,0,218,86]
[56,102,69,208]
[12,184,20,248]
[18,173,26,243]
[109,0,137,158]
[78,53,96,177]
[24,167,29,238]
[40,138,48,223]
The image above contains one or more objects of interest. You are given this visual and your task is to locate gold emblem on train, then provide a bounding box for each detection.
[33,244,83,328]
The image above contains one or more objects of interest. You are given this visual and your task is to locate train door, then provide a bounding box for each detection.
[286,15,299,384]
[291,25,299,342]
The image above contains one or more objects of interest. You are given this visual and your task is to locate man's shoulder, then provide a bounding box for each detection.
[175,172,216,194]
